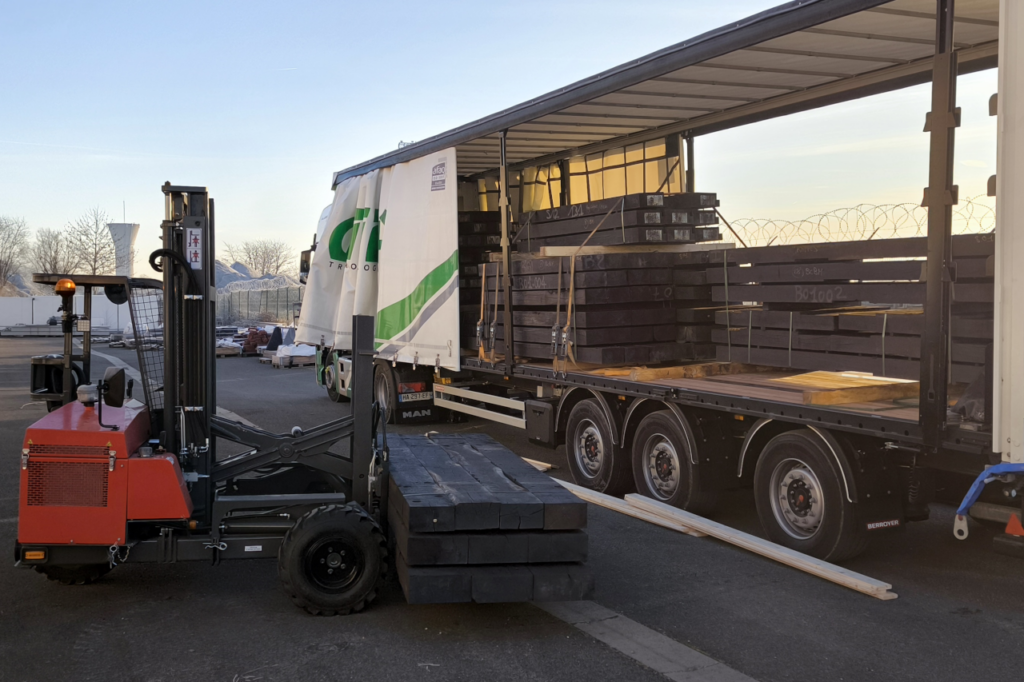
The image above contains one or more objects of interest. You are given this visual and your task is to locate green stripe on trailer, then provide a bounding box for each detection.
[375,249,459,345]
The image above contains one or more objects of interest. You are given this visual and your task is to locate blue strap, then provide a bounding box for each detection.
[956,462,1024,516]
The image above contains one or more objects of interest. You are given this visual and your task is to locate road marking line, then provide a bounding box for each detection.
[0,517,18,524]
[537,601,756,682]
[87,348,142,383]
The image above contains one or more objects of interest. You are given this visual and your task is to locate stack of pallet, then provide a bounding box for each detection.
[388,433,592,604]
[515,192,721,251]
[458,211,503,350]
[707,234,995,383]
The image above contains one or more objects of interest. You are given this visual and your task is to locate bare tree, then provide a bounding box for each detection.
[69,207,116,275]
[0,215,30,291]
[32,227,81,275]
[223,239,292,276]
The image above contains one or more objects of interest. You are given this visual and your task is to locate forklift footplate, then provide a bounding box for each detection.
[388,433,592,604]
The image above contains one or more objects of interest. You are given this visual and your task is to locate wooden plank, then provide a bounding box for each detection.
[627,362,774,383]
[556,480,707,538]
[703,233,993,266]
[516,226,718,249]
[770,371,919,406]
[706,260,927,285]
[487,268,673,289]
[487,284,675,306]
[624,494,897,600]
[536,242,733,257]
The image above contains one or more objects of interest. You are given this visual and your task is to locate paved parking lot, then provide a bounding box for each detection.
[2,337,1023,682]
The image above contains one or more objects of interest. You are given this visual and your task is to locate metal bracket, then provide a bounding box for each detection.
[183,406,204,412]
[108,450,117,472]
[412,352,419,370]
[183,295,204,301]
[21,448,29,470]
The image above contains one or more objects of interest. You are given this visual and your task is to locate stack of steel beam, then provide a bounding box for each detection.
[388,433,593,604]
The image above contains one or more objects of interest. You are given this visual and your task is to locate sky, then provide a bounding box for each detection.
[0,1,998,278]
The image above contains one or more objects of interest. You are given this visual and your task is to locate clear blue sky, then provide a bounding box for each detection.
[0,1,997,276]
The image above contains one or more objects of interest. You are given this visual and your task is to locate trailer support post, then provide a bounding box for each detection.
[351,314,374,508]
[499,130,515,375]
[920,0,959,450]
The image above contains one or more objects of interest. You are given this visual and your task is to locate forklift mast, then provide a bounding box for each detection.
[157,183,217,527]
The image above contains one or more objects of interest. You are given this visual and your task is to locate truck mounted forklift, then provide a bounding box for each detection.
[15,183,393,615]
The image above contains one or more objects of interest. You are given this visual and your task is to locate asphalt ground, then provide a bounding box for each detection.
[1,337,1023,682]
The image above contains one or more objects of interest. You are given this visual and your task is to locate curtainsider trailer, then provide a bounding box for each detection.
[297,0,1024,562]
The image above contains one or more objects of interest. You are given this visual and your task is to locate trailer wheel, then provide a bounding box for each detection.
[565,399,631,496]
[373,364,396,423]
[754,430,868,562]
[631,411,717,514]
[35,563,112,585]
[278,503,388,616]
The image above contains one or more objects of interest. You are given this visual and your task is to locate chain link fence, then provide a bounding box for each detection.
[725,195,995,247]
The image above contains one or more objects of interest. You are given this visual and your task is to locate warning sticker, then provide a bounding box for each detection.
[186,227,203,269]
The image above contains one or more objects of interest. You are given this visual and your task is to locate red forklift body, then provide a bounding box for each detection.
[18,402,192,547]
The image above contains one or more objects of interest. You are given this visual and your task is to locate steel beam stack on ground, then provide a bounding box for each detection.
[387,433,592,604]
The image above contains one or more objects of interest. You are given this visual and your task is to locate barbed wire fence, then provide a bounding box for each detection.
[724,195,995,247]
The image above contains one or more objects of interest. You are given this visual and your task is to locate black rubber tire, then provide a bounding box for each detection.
[373,364,396,424]
[564,399,632,496]
[324,360,350,403]
[753,430,869,562]
[278,503,388,616]
[35,564,112,585]
[631,411,718,515]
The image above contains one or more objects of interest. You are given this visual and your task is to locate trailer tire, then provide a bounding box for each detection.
[754,430,868,562]
[36,563,111,585]
[565,399,631,496]
[631,411,718,515]
[278,503,388,616]
[324,363,349,403]
[373,364,396,424]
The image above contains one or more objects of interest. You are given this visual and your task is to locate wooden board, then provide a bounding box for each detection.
[487,284,675,306]
[769,371,919,406]
[485,268,673,289]
[556,480,706,538]
[624,494,897,600]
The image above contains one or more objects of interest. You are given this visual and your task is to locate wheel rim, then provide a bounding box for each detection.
[374,372,390,409]
[324,365,336,391]
[304,536,364,593]
[642,433,681,500]
[768,457,825,539]
[573,419,605,479]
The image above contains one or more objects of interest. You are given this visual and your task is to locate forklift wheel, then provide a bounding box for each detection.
[35,564,112,585]
[278,503,388,616]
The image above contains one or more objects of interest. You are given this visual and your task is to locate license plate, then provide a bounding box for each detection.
[399,391,432,403]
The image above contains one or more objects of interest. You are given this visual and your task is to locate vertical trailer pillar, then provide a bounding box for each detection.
[499,130,515,375]
[685,134,695,193]
[920,0,959,449]
[994,0,1024,463]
